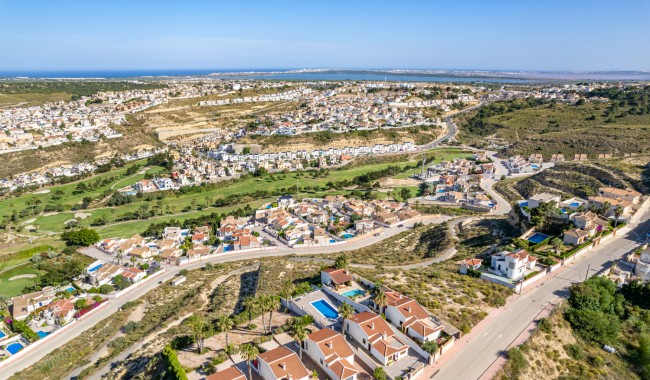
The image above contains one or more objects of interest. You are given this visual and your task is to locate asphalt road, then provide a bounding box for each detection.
[0,216,451,379]
[433,201,650,380]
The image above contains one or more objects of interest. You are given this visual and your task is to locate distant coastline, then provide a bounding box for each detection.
[0,68,649,82]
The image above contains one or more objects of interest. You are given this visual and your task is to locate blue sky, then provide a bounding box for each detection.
[1,0,648,71]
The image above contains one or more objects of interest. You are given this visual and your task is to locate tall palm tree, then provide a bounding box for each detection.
[216,315,235,347]
[130,255,137,266]
[290,323,308,360]
[613,206,624,227]
[242,296,256,326]
[241,343,259,380]
[600,201,612,217]
[338,302,354,337]
[115,250,124,265]
[28,298,35,315]
[268,296,280,333]
[256,296,269,334]
[375,290,388,315]
[0,295,8,313]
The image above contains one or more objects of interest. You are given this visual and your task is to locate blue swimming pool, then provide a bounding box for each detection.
[519,201,529,208]
[532,164,540,169]
[569,202,580,207]
[311,299,339,319]
[527,232,550,244]
[66,286,75,292]
[88,263,103,272]
[36,331,49,339]
[223,245,233,252]
[329,239,336,243]
[342,289,366,298]
[0,331,6,339]
[342,233,355,239]
[6,342,24,355]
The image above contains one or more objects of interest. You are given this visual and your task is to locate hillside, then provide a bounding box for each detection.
[238,124,442,152]
[495,157,650,203]
[0,115,163,178]
[457,87,650,157]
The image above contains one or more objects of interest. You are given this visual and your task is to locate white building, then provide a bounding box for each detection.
[490,249,538,280]
[345,311,409,366]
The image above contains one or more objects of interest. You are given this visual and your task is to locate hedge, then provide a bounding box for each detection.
[11,319,40,342]
[162,344,188,380]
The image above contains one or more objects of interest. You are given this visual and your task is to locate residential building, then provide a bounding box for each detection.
[304,328,359,380]
[346,311,409,366]
[206,366,246,380]
[252,346,310,380]
[321,268,353,290]
[490,249,538,280]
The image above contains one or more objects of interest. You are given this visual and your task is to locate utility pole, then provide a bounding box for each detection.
[584,263,590,281]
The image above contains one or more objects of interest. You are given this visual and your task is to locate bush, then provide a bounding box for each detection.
[10,319,40,342]
[247,323,258,330]
[538,318,552,333]
[122,321,140,333]
[373,366,387,380]
[162,344,188,380]
[170,335,194,350]
[99,284,114,294]
[508,347,527,375]
[564,344,585,360]
[179,269,188,276]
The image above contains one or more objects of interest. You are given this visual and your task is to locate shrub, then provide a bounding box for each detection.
[170,335,194,350]
[10,319,40,342]
[563,344,585,360]
[162,344,188,380]
[247,323,258,330]
[179,269,188,276]
[373,366,387,380]
[538,317,552,333]
[99,284,114,294]
[508,347,527,375]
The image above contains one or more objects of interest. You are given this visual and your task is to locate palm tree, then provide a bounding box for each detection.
[241,343,259,380]
[290,322,308,360]
[267,296,281,333]
[216,315,235,347]
[550,237,563,255]
[374,290,388,315]
[115,250,124,265]
[281,279,295,311]
[130,255,137,266]
[256,296,269,334]
[613,206,624,227]
[338,302,354,337]
[186,314,210,354]
[599,201,612,216]
[242,296,256,326]
[0,295,8,313]
[28,298,35,315]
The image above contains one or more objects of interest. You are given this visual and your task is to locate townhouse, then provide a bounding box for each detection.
[304,328,359,380]
[346,311,409,366]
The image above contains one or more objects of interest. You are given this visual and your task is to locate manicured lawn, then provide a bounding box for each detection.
[16,148,471,236]
[0,244,56,272]
[0,264,44,298]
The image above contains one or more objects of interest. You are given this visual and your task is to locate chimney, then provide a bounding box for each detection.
[371,322,375,330]
[326,340,333,348]
[280,362,286,370]
[407,306,412,313]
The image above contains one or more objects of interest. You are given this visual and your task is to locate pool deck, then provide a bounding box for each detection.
[291,289,341,328]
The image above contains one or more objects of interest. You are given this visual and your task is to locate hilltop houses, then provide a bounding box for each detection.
[490,249,538,280]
